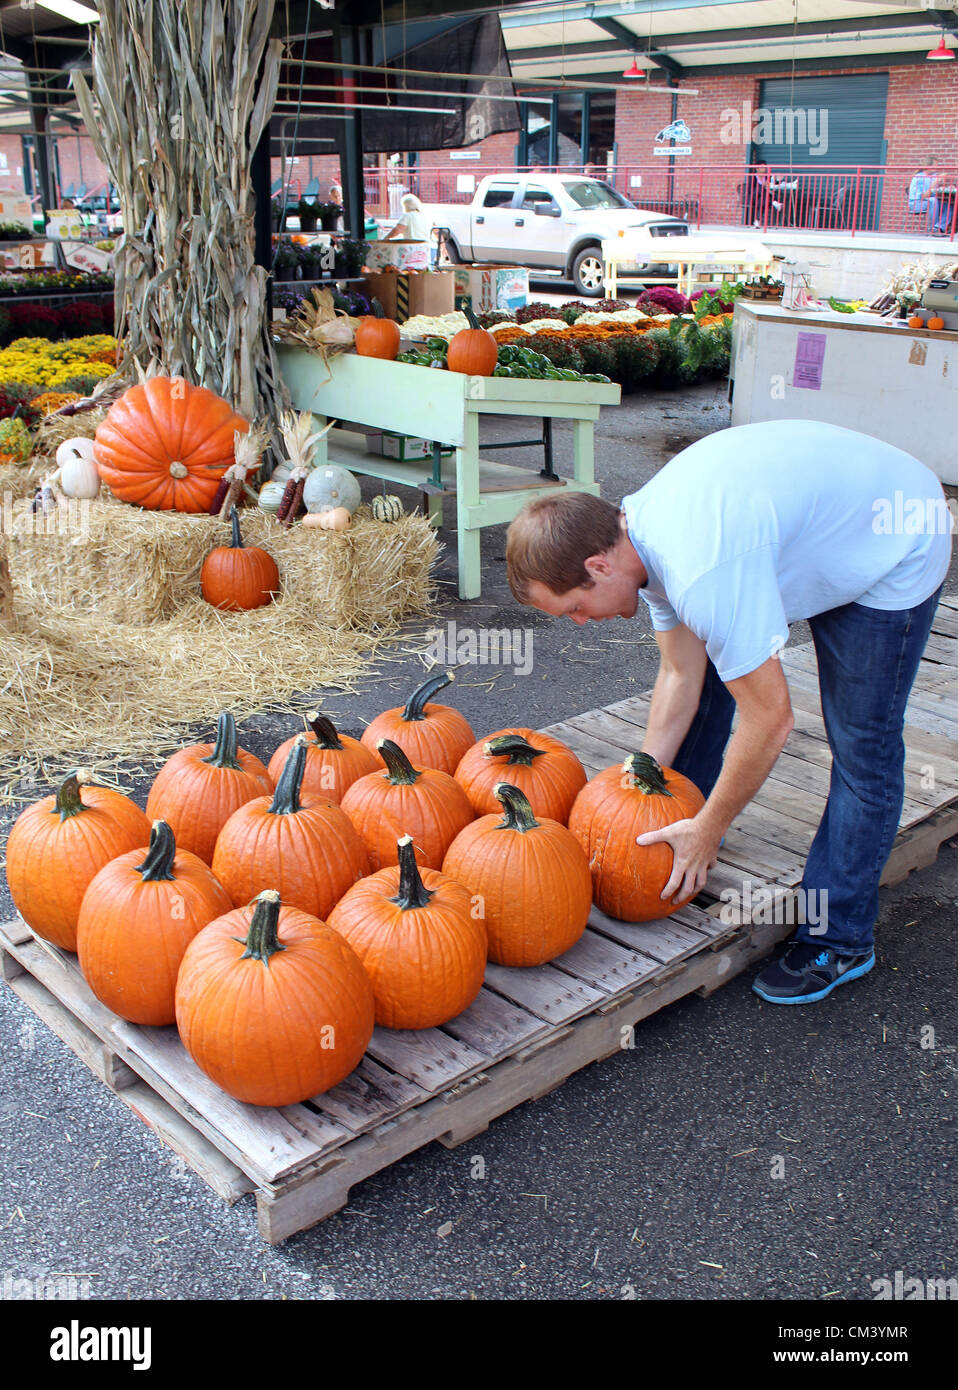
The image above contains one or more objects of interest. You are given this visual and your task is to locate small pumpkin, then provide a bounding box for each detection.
[372,493,404,523]
[175,890,375,1106]
[354,299,401,361]
[328,833,487,1030]
[303,464,361,515]
[55,438,100,499]
[200,506,279,611]
[454,728,587,824]
[5,768,151,952]
[302,506,351,530]
[257,480,287,514]
[267,711,378,802]
[361,671,475,776]
[927,316,945,332]
[447,304,498,377]
[442,782,592,967]
[568,751,706,921]
[146,711,273,865]
[340,737,474,871]
[907,315,926,330]
[76,820,233,1026]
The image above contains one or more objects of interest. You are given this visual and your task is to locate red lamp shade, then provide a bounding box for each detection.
[622,58,646,79]
[927,33,955,61]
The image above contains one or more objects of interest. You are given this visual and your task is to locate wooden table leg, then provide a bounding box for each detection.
[456,413,482,600]
[571,417,594,487]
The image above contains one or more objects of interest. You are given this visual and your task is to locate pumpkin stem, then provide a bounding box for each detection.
[306,710,344,750]
[371,298,385,319]
[484,734,546,766]
[402,670,454,722]
[463,304,481,330]
[229,506,244,549]
[391,834,434,910]
[377,738,421,785]
[493,782,540,833]
[622,752,673,797]
[269,737,308,813]
[239,890,286,965]
[53,767,94,821]
[201,712,244,771]
[136,820,177,881]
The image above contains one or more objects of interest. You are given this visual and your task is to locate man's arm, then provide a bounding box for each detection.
[641,624,709,767]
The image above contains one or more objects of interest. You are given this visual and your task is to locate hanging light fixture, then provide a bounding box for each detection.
[926,32,956,61]
[622,57,645,79]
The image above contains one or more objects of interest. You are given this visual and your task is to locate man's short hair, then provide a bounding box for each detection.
[506,493,622,603]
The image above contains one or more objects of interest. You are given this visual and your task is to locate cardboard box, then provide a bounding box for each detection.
[365,431,454,462]
[363,239,429,272]
[454,265,528,316]
[360,270,454,324]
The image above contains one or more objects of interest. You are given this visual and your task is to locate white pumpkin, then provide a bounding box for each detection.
[269,460,294,486]
[55,437,100,499]
[303,464,361,515]
[257,480,288,514]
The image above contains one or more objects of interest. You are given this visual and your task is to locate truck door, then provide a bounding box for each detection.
[471,180,522,262]
[517,182,566,269]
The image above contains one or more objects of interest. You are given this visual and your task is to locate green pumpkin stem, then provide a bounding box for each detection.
[377,738,421,785]
[229,506,244,549]
[371,298,385,319]
[622,752,673,797]
[391,834,433,910]
[484,734,546,766]
[201,712,244,771]
[135,820,177,881]
[307,710,344,750]
[401,671,454,722]
[239,890,285,965]
[54,768,94,821]
[463,304,481,330]
[269,737,308,813]
[493,782,540,833]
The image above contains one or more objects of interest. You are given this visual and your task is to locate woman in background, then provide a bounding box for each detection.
[383,192,433,243]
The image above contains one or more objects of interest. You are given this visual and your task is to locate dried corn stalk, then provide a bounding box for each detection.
[72,0,286,442]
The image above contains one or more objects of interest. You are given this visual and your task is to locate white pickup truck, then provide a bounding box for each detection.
[424,173,688,298]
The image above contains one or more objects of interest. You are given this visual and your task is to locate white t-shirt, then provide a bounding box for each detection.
[622,420,952,682]
[395,208,431,242]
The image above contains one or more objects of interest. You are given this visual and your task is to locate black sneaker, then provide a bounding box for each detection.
[752,940,875,1005]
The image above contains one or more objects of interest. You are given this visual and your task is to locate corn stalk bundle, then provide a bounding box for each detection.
[72,0,285,435]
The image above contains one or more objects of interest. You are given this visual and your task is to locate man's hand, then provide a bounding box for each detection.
[636,816,722,906]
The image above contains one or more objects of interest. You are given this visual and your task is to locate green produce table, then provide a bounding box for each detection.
[276,348,621,599]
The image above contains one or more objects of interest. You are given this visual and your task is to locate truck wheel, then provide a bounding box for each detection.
[441,235,462,265]
[572,247,604,297]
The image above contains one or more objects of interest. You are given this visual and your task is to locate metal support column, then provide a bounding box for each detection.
[336,26,366,241]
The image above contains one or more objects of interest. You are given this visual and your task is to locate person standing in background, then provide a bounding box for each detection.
[383,193,433,244]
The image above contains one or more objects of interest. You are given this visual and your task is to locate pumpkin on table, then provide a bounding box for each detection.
[211,737,370,919]
[568,751,706,921]
[145,712,272,865]
[446,305,498,377]
[93,376,249,512]
[361,671,475,776]
[5,769,151,952]
[267,711,378,802]
[200,506,279,611]
[175,890,375,1106]
[454,728,586,825]
[354,300,401,361]
[76,820,232,1026]
[442,783,592,967]
[328,833,487,1030]
[340,737,474,871]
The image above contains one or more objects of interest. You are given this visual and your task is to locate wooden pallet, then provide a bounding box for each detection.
[3,633,958,1243]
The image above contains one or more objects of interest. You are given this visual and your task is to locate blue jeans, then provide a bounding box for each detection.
[670,587,944,955]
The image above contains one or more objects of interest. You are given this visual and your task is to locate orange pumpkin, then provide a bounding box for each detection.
[340,738,474,871]
[94,376,249,512]
[927,316,945,332]
[568,751,706,921]
[175,890,375,1106]
[907,315,925,330]
[146,712,272,865]
[328,833,487,1029]
[354,301,401,361]
[5,769,151,951]
[454,728,587,824]
[361,671,475,776]
[447,304,498,377]
[76,820,233,1025]
[211,737,370,918]
[442,783,592,967]
[267,711,378,802]
[200,506,279,611]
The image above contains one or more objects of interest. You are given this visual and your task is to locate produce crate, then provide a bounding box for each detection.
[3,607,958,1243]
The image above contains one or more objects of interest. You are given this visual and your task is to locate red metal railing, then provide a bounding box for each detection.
[363,163,958,240]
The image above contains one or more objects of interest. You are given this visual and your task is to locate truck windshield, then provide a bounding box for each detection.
[562,181,632,210]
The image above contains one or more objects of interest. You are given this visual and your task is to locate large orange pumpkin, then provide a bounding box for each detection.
[354,301,401,361]
[5,769,151,952]
[94,376,249,512]
[200,506,279,611]
[454,728,586,824]
[267,711,378,802]
[340,737,474,871]
[146,712,272,865]
[568,751,706,921]
[175,890,375,1106]
[361,671,475,776]
[211,737,370,918]
[328,833,487,1030]
[442,782,592,967]
[446,305,498,377]
[76,820,233,1025]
